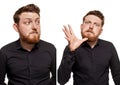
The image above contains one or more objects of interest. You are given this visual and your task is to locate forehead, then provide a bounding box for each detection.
[19,12,40,20]
[84,15,102,23]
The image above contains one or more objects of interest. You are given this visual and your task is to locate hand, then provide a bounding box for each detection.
[63,24,88,51]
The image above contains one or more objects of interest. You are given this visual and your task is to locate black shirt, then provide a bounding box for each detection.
[58,39,120,85]
[0,39,56,85]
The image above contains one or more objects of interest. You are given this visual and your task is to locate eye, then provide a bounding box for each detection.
[84,21,91,24]
[35,20,40,25]
[24,21,32,25]
[94,23,100,27]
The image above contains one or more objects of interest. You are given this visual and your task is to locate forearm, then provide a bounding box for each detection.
[50,48,56,85]
[58,46,75,84]
[0,82,6,85]
[112,67,120,85]
[0,52,7,85]
[111,62,120,85]
[110,45,120,85]
[49,76,56,85]
[50,64,56,85]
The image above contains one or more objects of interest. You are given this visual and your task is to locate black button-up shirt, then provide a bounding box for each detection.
[0,39,56,85]
[58,39,120,85]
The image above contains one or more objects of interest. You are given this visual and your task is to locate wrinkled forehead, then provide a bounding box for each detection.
[19,12,40,20]
[84,15,102,23]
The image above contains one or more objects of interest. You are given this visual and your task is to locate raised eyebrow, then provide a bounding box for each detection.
[94,22,99,25]
[85,20,91,22]
[36,18,40,20]
[23,18,32,21]
[35,18,40,22]
[24,17,40,20]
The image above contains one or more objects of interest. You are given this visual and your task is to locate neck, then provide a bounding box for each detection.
[87,39,98,48]
[20,40,35,52]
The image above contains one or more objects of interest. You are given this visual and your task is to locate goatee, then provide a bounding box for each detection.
[21,34,40,44]
[81,33,98,42]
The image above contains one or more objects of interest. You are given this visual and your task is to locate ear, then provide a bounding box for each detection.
[13,23,19,32]
[99,28,103,35]
[80,24,83,30]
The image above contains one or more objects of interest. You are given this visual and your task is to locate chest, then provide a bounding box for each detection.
[6,50,52,75]
[74,48,112,71]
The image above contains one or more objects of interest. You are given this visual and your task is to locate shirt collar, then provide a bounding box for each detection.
[16,39,39,51]
[81,39,101,48]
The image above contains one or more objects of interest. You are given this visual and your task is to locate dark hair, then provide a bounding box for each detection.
[83,10,104,26]
[13,4,40,23]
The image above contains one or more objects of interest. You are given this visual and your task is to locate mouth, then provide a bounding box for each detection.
[86,31,93,34]
[86,30,94,34]
[84,31,95,37]
[87,30,92,32]
[30,31,38,34]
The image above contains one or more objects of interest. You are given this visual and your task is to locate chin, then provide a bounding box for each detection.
[83,36,97,42]
[87,37,98,42]
[28,39,39,44]
[27,36,40,44]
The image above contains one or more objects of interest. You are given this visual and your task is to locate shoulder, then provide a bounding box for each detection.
[99,39,115,49]
[1,40,18,52]
[38,40,56,51]
[99,39,113,45]
[39,40,55,47]
[38,40,56,58]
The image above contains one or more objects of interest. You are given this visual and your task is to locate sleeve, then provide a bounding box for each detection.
[109,44,120,85]
[49,45,56,85]
[58,46,76,85]
[0,50,7,85]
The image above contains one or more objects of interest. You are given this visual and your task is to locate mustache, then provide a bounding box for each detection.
[86,29,93,33]
[86,30,93,33]
[30,31,38,34]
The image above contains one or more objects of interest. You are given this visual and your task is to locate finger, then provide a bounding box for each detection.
[63,25,69,34]
[62,28,69,38]
[68,24,74,35]
[62,28,71,39]
[63,25,71,37]
[82,38,88,42]
[64,36,70,42]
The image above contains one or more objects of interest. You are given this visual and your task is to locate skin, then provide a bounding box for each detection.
[63,15,103,51]
[13,12,40,51]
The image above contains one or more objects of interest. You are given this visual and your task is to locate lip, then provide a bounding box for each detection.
[86,30,94,33]
[30,31,38,34]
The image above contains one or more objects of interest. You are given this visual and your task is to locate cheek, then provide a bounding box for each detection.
[38,27,40,32]
[94,29,102,35]
[81,25,89,31]
[81,28,87,33]
[37,28,41,34]
[19,28,29,36]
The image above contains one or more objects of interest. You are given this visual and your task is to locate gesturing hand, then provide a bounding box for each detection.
[63,24,88,51]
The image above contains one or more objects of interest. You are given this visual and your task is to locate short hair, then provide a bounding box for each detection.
[13,4,40,23]
[83,10,104,27]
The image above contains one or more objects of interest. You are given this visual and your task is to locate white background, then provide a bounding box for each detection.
[0,0,120,85]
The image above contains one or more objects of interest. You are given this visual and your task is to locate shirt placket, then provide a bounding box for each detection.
[90,48,97,85]
[27,51,32,85]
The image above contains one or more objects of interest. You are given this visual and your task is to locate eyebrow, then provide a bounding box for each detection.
[23,17,40,20]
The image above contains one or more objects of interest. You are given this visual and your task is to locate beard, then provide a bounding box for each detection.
[20,32,40,44]
[81,31,98,42]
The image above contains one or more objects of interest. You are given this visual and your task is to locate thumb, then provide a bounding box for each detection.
[82,38,88,42]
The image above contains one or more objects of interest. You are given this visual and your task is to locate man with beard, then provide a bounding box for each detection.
[0,4,56,85]
[58,10,120,85]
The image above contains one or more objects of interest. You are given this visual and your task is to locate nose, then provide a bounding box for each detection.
[89,23,94,29]
[32,22,37,29]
